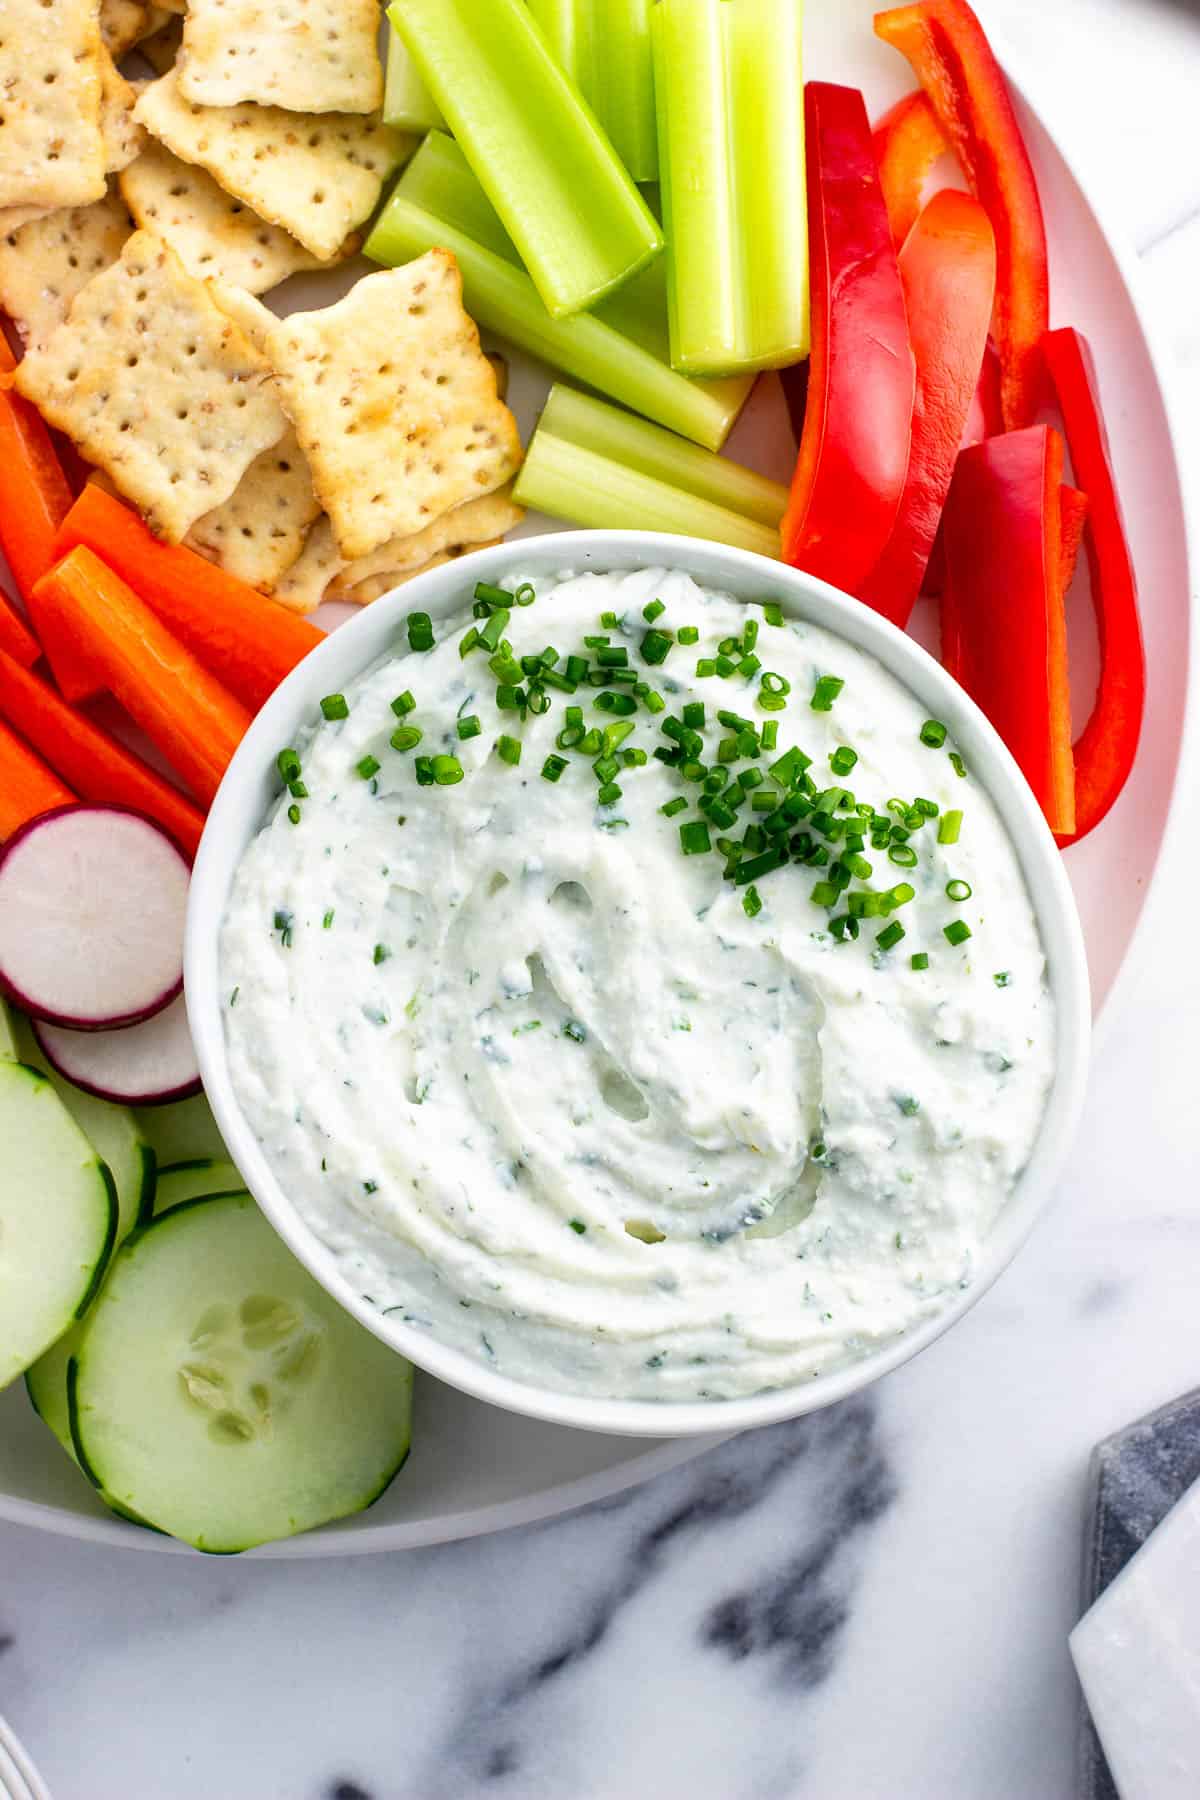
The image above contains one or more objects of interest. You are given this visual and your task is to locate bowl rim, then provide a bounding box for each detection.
[186,529,1092,1440]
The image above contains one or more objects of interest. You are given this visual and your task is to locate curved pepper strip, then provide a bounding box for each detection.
[781,82,914,595]
[1043,328,1145,845]
[940,425,1075,837]
[873,89,948,248]
[860,189,995,627]
[875,0,1049,432]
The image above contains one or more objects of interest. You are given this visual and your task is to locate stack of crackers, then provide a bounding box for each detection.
[0,0,525,611]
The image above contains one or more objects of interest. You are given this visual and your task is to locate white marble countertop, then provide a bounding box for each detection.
[2,4,1199,1796]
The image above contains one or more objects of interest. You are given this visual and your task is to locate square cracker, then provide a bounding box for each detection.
[137,11,182,73]
[343,543,506,607]
[0,184,132,345]
[186,424,320,587]
[99,50,144,175]
[120,141,340,293]
[16,229,287,541]
[178,0,382,115]
[0,0,106,211]
[271,488,524,613]
[265,251,523,560]
[134,70,409,261]
[100,0,148,58]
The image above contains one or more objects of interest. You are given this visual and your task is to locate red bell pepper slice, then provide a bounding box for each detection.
[781,83,915,595]
[873,89,949,249]
[860,189,995,628]
[1042,327,1145,845]
[875,0,1049,432]
[1058,483,1088,598]
[940,425,1075,836]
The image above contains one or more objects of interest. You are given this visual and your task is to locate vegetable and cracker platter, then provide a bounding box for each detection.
[0,0,1166,1551]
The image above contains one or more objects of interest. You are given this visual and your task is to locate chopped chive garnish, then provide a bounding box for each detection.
[277,747,301,784]
[678,625,699,645]
[320,695,349,721]
[414,756,435,786]
[661,796,688,818]
[696,657,717,677]
[682,701,705,729]
[373,944,390,964]
[600,611,619,628]
[496,734,522,766]
[563,1019,586,1043]
[949,752,968,778]
[734,846,787,885]
[592,755,620,783]
[527,689,551,716]
[738,654,761,678]
[322,910,335,929]
[495,684,524,712]
[569,1219,587,1234]
[564,653,588,685]
[457,714,482,741]
[764,603,784,626]
[810,674,844,711]
[919,719,948,747]
[946,878,972,902]
[643,598,665,622]
[287,803,301,825]
[679,820,711,855]
[714,654,737,678]
[938,810,963,845]
[994,970,1012,987]
[541,754,567,782]
[539,667,577,693]
[743,619,759,652]
[597,646,629,667]
[432,754,464,786]
[742,884,763,919]
[829,746,858,776]
[514,582,536,607]
[474,581,513,609]
[641,628,673,665]
[943,919,972,946]
[390,726,422,752]
[886,883,916,909]
[391,691,416,717]
[356,755,380,779]
[597,781,622,806]
[595,691,637,716]
[407,611,434,652]
[888,843,918,868]
[719,637,740,657]
[288,779,308,799]
[877,921,906,951]
[478,609,510,653]
[643,688,666,714]
[459,627,480,658]
[911,952,930,971]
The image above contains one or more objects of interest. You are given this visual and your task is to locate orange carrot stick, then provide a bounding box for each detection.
[0,717,75,841]
[0,335,71,674]
[32,548,252,808]
[55,485,323,712]
[0,650,206,857]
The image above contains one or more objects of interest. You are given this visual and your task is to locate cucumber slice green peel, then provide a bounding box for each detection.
[0,1060,117,1390]
[70,1193,414,1553]
[154,1159,244,1216]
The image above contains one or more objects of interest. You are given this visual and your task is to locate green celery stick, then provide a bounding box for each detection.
[389,0,662,317]
[383,24,445,132]
[527,0,658,183]
[513,386,782,557]
[539,385,787,526]
[366,161,749,450]
[652,0,809,375]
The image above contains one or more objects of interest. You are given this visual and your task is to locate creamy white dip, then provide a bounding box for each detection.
[220,566,1055,1403]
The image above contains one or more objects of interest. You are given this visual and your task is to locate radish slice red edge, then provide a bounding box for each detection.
[0,803,190,1031]
[34,992,201,1107]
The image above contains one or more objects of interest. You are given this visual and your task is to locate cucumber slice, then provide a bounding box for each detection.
[0,1060,117,1390]
[135,1090,228,1167]
[71,1194,414,1552]
[14,1010,155,1242]
[154,1159,244,1216]
[0,991,17,1060]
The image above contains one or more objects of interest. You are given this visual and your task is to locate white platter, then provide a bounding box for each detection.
[0,1,1191,1555]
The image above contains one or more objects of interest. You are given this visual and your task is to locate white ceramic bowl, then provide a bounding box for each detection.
[0,1717,50,1800]
[187,531,1091,1439]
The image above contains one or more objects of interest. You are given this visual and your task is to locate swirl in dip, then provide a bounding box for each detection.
[220,566,1056,1403]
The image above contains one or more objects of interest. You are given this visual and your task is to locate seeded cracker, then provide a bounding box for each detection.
[0,0,106,212]
[186,425,320,587]
[98,50,144,175]
[343,543,507,606]
[100,0,149,58]
[178,0,382,115]
[137,11,182,73]
[120,142,342,293]
[134,70,410,261]
[271,488,525,612]
[265,251,523,560]
[0,185,132,346]
[16,231,287,542]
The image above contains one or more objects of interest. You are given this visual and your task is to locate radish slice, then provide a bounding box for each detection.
[34,993,201,1106]
[0,804,189,1030]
